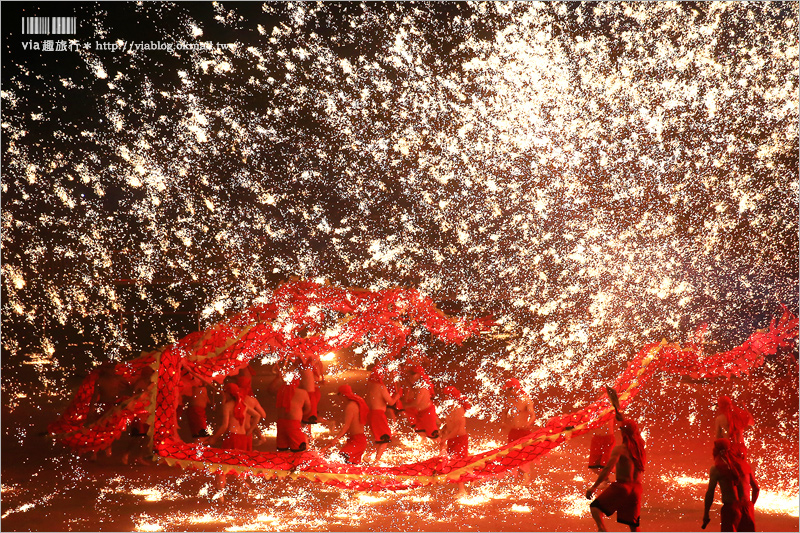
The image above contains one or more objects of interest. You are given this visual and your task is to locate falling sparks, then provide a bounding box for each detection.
[357,493,387,505]
[757,490,800,517]
[457,494,490,506]
[1,1,798,531]
[561,492,589,517]
[129,488,169,502]
[660,474,707,487]
[134,519,163,532]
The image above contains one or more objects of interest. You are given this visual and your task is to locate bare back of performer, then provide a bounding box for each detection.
[278,386,311,422]
[365,378,401,463]
[340,398,365,435]
[365,380,395,413]
[586,417,646,532]
[503,396,534,431]
[275,374,311,453]
[212,393,257,441]
[702,438,760,531]
[324,386,368,464]
[244,394,267,446]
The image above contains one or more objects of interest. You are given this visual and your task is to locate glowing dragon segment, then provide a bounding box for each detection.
[48,281,797,491]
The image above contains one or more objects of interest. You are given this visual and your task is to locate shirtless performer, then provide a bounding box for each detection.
[243,390,267,447]
[299,352,322,424]
[406,365,439,439]
[209,382,261,501]
[589,418,617,472]
[501,378,536,482]
[209,383,260,451]
[586,418,646,532]
[713,396,754,456]
[702,438,760,532]
[439,386,471,495]
[324,384,369,464]
[365,366,402,463]
[276,371,311,452]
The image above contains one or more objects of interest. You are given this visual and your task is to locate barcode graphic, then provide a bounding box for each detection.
[21,17,76,35]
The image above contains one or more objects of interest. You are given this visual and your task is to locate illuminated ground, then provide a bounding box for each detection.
[2,361,797,532]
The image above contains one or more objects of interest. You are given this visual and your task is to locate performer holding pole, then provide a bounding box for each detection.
[324,384,369,464]
[406,365,439,439]
[439,385,471,495]
[586,387,646,532]
[501,378,536,483]
[702,438,759,531]
[713,396,754,457]
[365,365,402,463]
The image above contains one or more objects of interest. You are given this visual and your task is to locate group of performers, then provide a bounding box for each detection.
[175,356,540,499]
[320,367,543,480]
[583,392,758,532]
[90,352,761,531]
[323,364,482,467]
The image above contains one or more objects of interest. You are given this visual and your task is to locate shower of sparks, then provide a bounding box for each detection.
[458,494,491,506]
[357,493,388,505]
[133,518,164,532]
[1,499,49,520]
[128,488,171,502]
[2,452,798,531]
[1,1,798,531]
[660,473,707,487]
[757,490,800,518]
[560,491,590,517]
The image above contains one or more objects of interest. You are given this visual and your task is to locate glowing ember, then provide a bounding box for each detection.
[561,493,589,517]
[130,488,167,502]
[757,490,800,517]
[660,474,707,487]
[458,494,490,506]
[357,493,388,504]
[134,520,163,532]
[187,513,220,524]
